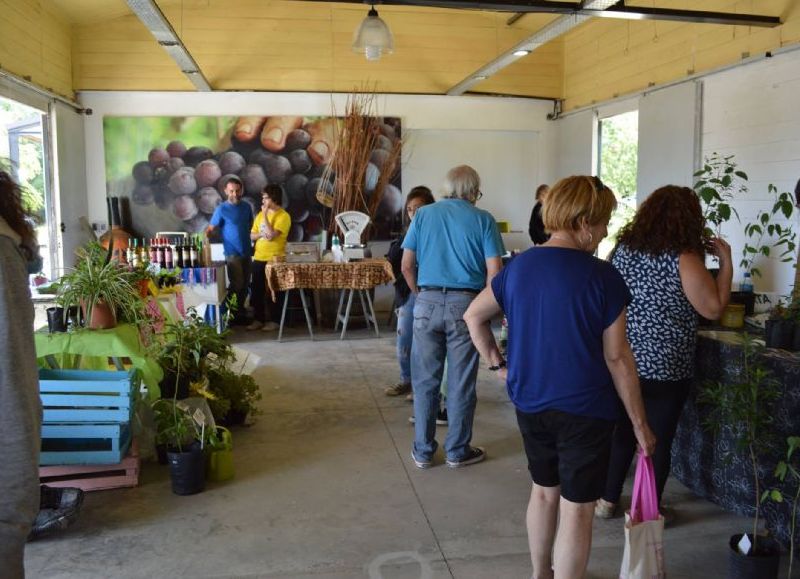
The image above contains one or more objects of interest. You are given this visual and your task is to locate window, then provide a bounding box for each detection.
[0,96,54,280]
[597,110,638,259]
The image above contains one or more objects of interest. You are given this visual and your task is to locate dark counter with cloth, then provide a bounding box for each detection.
[671,330,800,548]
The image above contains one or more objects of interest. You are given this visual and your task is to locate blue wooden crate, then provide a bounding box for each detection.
[38,369,138,423]
[40,422,131,466]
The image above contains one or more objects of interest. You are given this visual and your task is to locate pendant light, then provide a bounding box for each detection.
[352,4,394,61]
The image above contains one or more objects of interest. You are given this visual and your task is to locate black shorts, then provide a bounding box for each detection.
[515,408,615,503]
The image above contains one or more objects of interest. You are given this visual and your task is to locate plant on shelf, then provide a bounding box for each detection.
[699,333,783,569]
[56,241,144,329]
[694,153,747,238]
[762,436,800,579]
[740,185,796,281]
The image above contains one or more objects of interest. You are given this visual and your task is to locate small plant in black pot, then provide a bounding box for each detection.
[152,397,206,495]
[762,436,800,579]
[765,302,796,351]
[700,334,783,579]
[207,367,262,426]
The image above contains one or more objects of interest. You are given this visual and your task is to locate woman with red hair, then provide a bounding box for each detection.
[596,185,733,519]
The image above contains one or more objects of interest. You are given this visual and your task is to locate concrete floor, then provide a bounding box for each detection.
[24,325,782,578]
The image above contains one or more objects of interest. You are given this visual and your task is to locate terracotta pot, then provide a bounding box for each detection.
[83,300,117,330]
[137,279,150,298]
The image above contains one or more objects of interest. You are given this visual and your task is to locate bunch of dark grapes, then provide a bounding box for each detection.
[129,118,403,241]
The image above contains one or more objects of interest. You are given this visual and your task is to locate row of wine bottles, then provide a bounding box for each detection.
[125,235,208,270]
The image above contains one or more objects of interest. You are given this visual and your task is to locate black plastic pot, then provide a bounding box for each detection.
[728,534,780,579]
[155,443,168,465]
[46,307,67,333]
[730,291,757,316]
[160,370,190,400]
[765,319,795,350]
[218,408,248,427]
[166,442,205,495]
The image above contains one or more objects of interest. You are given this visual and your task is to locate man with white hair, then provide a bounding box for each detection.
[401,165,504,469]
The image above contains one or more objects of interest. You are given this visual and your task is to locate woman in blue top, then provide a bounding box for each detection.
[464,175,655,579]
[596,185,732,520]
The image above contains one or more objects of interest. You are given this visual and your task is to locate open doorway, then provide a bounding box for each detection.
[597,110,638,259]
[0,96,54,280]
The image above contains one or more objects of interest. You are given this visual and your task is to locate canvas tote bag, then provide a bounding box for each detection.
[619,452,666,579]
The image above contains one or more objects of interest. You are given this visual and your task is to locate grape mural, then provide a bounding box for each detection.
[103,115,403,241]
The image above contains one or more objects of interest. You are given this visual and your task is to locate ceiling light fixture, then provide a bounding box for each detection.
[352,4,394,61]
[513,50,531,56]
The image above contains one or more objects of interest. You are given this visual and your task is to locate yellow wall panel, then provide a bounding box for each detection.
[563,0,800,111]
[0,0,72,97]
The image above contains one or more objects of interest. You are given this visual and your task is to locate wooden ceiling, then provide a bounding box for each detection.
[10,1,800,110]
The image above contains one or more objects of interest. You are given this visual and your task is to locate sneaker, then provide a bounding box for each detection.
[594,498,617,519]
[385,382,412,397]
[408,408,448,426]
[246,321,263,331]
[446,446,485,468]
[411,451,433,469]
[261,321,279,331]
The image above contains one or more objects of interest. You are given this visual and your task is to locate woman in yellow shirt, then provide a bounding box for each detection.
[247,184,292,331]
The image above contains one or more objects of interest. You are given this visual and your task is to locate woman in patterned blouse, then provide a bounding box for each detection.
[595,185,733,519]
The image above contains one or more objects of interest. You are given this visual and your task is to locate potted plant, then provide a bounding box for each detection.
[736,185,797,315]
[207,366,262,426]
[152,397,206,495]
[57,242,144,329]
[765,301,795,351]
[694,153,747,238]
[151,309,234,399]
[762,436,800,579]
[699,333,783,578]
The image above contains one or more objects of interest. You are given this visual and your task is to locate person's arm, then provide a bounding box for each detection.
[679,238,733,320]
[464,288,506,379]
[401,249,418,294]
[602,308,656,457]
[485,257,502,287]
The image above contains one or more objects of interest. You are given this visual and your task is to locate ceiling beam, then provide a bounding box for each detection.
[584,6,780,28]
[305,0,781,27]
[125,0,212,91]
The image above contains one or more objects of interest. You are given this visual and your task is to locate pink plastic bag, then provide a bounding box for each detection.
[619,451,665,579]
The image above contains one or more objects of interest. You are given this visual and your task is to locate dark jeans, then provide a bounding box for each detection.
[251,260,284,323]
[603,377,692,506]
[225,255,251,321]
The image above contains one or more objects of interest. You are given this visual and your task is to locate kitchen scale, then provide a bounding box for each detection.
[335,211,372,261]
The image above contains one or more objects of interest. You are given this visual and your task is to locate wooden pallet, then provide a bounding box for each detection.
[39,442,140,492]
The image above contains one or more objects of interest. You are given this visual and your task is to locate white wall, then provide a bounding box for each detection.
[78,91,557,227]
[637,82,699,205]
[555,110,596,178]
[702,51,800,297]
[78,91,557,311]
[554,48,800,297]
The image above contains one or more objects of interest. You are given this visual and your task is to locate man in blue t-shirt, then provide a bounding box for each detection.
[206,176,253,324]
[401,165,505,469]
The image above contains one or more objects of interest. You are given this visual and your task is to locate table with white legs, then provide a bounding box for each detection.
[265,259,394,341]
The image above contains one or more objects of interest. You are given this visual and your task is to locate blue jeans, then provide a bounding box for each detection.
[396,293,415,384]
[411,290,480,462]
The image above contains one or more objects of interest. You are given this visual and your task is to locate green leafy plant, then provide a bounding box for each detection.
[699,333,783,554]
[694,153,747,237]
[207,366,262,422]
[152,308,234,387]
[56,241,144,326]
[741,185,796,280]
[152,398,198,451]
[762,436,800,579]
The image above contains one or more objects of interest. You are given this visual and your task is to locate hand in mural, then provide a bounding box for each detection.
[233,116,338,166]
